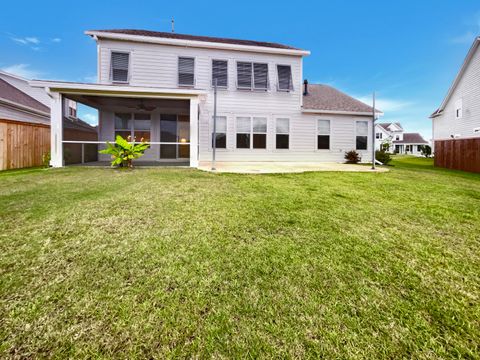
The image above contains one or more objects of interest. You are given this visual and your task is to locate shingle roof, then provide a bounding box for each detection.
[378,122,403,131]
[302,84,380,113]
[0,78,49,113]
[64,117,97,133]
[88,29,302,51]
[393,133,428,144]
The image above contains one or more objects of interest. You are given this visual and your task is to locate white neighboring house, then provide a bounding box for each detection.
[31,29,382,168]
[430,37,480,145]
[375,122,428,156]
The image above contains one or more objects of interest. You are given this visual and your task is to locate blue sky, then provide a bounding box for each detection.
[1,0,479,139]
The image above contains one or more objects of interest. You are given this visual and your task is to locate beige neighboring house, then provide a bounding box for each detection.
[30,29,382,168]
[375,122,428,156]
[430,37,480,145]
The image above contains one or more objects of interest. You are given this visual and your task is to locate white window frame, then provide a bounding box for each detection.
[114,112,151,142]
[455,98,463,119]
[178,56,196,87]
[276,64,294,92]
[235,61,269,91]
[210,115,228,150]
[235,116,268,149]
[316,119,331,150]
[355,120,369,151]
[110,50,131,84]
[211,59,229,89]
[275,118,290,150]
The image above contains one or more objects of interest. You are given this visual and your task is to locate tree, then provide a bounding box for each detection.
[419,145,432,158]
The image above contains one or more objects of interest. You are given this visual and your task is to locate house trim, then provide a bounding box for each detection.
[302,109,382,116]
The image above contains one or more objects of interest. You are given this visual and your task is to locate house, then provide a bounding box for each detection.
[375,122,428,156]
[0,70,97,170]
[30,29,382,168]
[430,37,480,142]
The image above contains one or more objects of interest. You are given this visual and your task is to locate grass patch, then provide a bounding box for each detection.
[1,156,479,358]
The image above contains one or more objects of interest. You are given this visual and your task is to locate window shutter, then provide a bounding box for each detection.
[212,60,228,87]
[277,65,293,91]
[237,62,252,89]
[253,63,268,90]
[178,57,195,86]
[111,52,129,82]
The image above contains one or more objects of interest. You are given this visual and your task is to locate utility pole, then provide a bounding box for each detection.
[212,78,217,171]
[372,92,376,170]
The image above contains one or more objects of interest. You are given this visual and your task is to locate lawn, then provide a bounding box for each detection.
[1,157,479,359]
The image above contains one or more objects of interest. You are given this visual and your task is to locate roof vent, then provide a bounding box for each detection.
[303,79,308,96]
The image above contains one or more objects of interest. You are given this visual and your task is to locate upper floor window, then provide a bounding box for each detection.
[455,98,462,119]
[277,65,293,91]
[356,121,368,150]
[178,57,195,87]
[111,52,129,83]
[212,60,228,88]
[376,132,382,139]
[236,62,269,90]
[317,120,330,149]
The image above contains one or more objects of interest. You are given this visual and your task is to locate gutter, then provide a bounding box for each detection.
[302,109,384,116]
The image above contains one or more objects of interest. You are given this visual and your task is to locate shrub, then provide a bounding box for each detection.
[344,150,361,164]
[42,151,51,168]
[99,135,150,168]
[375,150,392,165]
[419,145,432,158]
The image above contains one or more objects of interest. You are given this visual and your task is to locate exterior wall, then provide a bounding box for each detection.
[433,45,480,140]
[0,103,49,125]
[0,72,51,107]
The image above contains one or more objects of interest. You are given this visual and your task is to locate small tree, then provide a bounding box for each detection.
[344,150,361,164]
[419,145,432,158]
[375,150,392,165]
[99,135,149,168]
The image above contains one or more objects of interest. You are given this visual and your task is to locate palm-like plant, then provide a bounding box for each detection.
[99,135,150,168]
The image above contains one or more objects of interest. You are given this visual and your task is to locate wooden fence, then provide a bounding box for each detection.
[434,138,480,173]
[0,119,50,170]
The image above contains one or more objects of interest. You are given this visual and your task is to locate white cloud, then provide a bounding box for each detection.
[0,64,43,79]
[355,95,414,113]
[449,31,475,44]
[12,36,40,45]
[81,113,98,125]
[83,75,97,83]
[51,38,61,43]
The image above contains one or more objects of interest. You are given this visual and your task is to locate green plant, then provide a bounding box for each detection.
[344,150,361,164]
[419,145,432,158]
[375,150,392,165]
[99,135,149,168]
[42,151,51,168]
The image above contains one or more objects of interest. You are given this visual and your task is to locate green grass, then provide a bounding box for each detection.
[1,156,479,359]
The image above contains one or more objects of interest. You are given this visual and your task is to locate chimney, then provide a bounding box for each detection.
[303,79,308,95]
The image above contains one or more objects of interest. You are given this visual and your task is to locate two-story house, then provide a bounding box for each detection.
[375,122,428,156]
[31,29,380,168]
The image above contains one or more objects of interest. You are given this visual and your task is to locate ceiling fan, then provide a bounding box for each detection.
[126,99,156,112]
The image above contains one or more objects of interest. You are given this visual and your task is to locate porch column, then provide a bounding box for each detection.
[50,92,63,167]
[189,97,199,167]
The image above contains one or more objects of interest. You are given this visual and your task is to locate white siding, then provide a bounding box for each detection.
[0,104,49,124]
[433,44,480,140]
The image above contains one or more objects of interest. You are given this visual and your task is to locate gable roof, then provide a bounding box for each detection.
[377,122,403,131]
[302,84,382,115]
[0,78,49,114]
[86,29,308,55]
[392,133,428,144]
[430,36,480,118]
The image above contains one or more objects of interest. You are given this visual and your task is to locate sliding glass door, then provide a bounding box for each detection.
[160,114,190,160]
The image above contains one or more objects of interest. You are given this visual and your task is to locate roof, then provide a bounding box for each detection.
[87,29,303,51]
[0,78,49,114]
[430,36,480,118]
[393,133,428,144]
[378,122,403,131]
[302,84,382,114]
[64,117,97,133]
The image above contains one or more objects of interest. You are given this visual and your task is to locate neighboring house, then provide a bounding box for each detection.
[430,37,480,143]
[0,71,97,170]
[31,29,382,168]
[375,122,428,156]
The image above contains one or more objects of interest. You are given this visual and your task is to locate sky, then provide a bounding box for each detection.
[1,0,479,139]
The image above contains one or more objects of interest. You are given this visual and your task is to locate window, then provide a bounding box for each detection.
[69,107,77,118]
[114,113,151,142]
[395,135,400,140]
[178,57,195,86]
[356,121,368,150]
[417,145,422,152]
[212,60,228,88]
[236,62,268,90]
[317,120,330,149]
[236,117,267,149]
[212,116,227,149]
[376,132,382,139]
[277,65,293,91]
[455,98,462,119]
[111,52,129,83]
[276,118,289,149]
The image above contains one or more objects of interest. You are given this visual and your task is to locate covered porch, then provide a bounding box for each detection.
[29,81,205,167]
